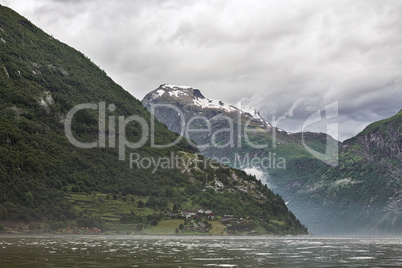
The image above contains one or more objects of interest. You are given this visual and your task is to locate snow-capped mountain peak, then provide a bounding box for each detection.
[144,84,273,127]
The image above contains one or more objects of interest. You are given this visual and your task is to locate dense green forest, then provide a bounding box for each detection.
[0,5,307,235]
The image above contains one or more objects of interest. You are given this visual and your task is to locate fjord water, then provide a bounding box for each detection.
[1,235,401,267]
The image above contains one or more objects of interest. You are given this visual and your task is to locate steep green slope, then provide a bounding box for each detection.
[0,6,307,235]
[294,109,401,235]
[0,4,193,223]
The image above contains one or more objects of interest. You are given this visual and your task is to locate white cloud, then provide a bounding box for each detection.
[333,178,362,187]
[243,167,271,189]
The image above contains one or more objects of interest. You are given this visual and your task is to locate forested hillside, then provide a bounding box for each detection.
[0,5,307,235]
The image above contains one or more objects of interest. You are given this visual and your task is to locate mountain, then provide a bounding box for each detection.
[142,84,338,170]
[0,5,308,235]
[142,84,338,190]
[143,84,401,235]
[294,109,402,235]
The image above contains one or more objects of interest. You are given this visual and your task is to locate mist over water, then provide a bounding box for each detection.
[1,235,401,267]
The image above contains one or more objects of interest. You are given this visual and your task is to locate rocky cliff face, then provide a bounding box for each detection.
[343,111,402,163]
[300,109,402,235]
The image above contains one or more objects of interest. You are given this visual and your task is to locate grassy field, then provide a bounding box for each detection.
[209,221,227,235]
[254,226,268,235]
[146,219,184,235]
[67,192,157,232]
[68,192,154,216]
[271,220,285,226]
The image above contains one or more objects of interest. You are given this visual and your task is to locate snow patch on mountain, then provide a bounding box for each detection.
[241,108,268,123]
[168,90,188,98]
[193,96,237,113]
[151,84,277,127]
[156,89,165,96]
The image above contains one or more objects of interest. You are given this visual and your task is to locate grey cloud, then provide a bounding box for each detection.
[2,0,401,141]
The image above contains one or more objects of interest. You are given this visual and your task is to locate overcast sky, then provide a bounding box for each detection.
[2,0,401,141]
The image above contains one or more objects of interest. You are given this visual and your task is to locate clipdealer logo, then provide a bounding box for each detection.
[64,101,339,168]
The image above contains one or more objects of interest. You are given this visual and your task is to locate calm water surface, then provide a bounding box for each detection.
[0,235,401,267]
